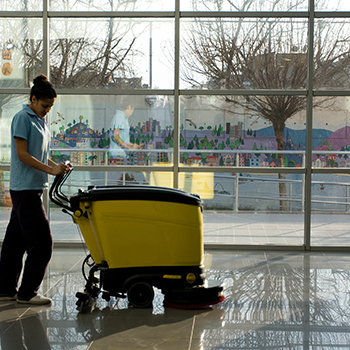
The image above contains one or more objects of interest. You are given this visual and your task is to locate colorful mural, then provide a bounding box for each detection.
[48,113,349,168]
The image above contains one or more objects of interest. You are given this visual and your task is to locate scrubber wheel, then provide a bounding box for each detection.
[128,282,154,308]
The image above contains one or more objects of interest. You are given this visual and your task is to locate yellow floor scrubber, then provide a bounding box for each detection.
[49,169,224,310]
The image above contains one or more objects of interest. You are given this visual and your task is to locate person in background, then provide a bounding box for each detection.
[109,101,144,184]
[109,102,142,161]
[0,74,70,305]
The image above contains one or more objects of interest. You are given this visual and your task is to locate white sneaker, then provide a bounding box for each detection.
[17,295,52,305]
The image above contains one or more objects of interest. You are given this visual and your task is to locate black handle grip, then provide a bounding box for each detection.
[49,167,74,212]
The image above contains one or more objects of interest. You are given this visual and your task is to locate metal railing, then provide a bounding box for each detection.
[1,149,350,213]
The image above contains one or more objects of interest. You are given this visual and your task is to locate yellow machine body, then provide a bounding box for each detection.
[74,199,204,269]
[51,171,224,310]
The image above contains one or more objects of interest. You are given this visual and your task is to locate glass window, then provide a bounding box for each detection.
[49,0,175,12]
[312,96,350,168]
[311,100,350,246]
[0,18,43,88]
[180,18,309,90]
[315,0,350,11]
[0,171,11,241]
[49,94,174,166]
[1,1,350,248]
[179,171,304,245]
[314,19,350,91]
[50,18,174,89]
[179,171,304,212]
[0,0,42,11]
[0,94,28,165]
[181,0,308,12]
[311,174,350,246]
[180,95,307,168]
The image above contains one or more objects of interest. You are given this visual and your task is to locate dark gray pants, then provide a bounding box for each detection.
[0,190,53,300]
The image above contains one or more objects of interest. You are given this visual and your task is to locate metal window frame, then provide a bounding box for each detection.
[1,0,350,251]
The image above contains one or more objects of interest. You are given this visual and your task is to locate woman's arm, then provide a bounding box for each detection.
[15,137,68,175]
[48,159,57,167]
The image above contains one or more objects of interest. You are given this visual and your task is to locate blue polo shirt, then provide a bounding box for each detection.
[10,104,51,191]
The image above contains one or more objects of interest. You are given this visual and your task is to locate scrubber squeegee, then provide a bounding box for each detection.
[164,281,225,309]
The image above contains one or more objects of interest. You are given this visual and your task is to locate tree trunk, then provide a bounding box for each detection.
[275,127,288,211]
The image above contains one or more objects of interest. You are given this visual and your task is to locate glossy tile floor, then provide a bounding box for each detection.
[1,248,350,349]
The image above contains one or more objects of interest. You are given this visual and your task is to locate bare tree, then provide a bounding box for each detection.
[19,0,145,89]
[182,0,350,210]
[1,0,144,199]
[22,33,139,89]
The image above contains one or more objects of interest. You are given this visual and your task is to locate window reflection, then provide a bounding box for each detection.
[181,18,309,90]
[49,95,174,166]
[180,95,307,169]
[182,0,308,11]
[0,0,42,11]
[0,19,43,88]
[49,0,174,12]
[50,18,174,89]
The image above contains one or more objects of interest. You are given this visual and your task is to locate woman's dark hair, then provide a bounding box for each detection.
[30,74,57,102]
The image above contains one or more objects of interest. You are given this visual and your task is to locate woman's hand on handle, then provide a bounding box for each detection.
[50,162,70,176]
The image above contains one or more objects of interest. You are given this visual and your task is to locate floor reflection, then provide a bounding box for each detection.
[0,306,51,350]
[1,249,350,349]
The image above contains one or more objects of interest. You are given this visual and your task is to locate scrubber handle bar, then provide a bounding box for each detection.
[49,165,74,213]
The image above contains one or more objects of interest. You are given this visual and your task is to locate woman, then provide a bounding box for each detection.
[0,75,69,305]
